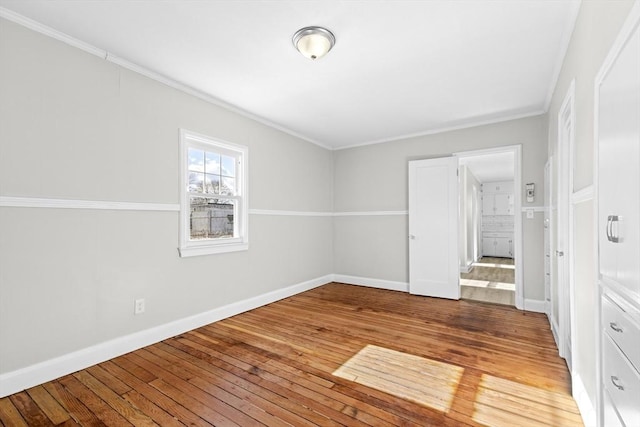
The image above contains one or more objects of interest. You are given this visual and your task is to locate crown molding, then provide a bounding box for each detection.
[0,7,332,151]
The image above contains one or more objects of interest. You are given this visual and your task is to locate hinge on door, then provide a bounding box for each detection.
[457,169,459,177]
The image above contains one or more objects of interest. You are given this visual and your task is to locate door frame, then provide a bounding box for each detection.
[556,80,576,370]
[455,145,523,309]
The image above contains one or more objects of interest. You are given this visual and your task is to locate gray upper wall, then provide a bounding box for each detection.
[333,115,548,301]
[0,18,333,212]
[0,17,333,375]
[334,116,547,212]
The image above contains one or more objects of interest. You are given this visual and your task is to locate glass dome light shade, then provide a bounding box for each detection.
[293,27,335,60]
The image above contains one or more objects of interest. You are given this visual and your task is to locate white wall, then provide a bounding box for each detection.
[545,0,636,418]
[0,17,333,384]
[333,115,547,301]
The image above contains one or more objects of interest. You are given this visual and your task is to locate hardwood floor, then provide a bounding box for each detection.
[0,283,582,426]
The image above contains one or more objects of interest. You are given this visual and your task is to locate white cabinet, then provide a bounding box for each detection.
[495,194,514,215]
[482,193,514,215]
[481,181,515,258]
[602,301,640,427]
[597,29,640,300]
[597,11,640,427]
[482,233,513,258]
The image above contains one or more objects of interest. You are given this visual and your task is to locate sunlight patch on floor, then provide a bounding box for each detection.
[460,278,516,291]
[472,374,584,427]
[472,262,516,270]
[333,345,464,413]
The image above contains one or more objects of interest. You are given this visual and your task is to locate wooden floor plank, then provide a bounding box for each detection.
[9,391,54,426]
[42,381,106,426]
[72,370,156,427]
[100,360,210,427]
[57,375,133,426]
[123,352,244,426]
[164,337,342,427]
[0,283,582,426]
[0,397,29,427]
[26,385,72,425]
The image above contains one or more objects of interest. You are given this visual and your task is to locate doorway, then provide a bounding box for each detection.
[456,146,522,307]
[407,146,523,306]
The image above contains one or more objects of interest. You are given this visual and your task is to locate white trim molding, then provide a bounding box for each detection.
[0,274,332,398]
[336,110,545,151]
[333,210,408,217]
[572,185,595,204]
[0,196,409,218]
[0,6,330,151]
[333,274,410,293]
[573,373,597,427]
[523,299,547,314]
[0,196,180,211]
[249,209,333,217]
[521,206,545,212]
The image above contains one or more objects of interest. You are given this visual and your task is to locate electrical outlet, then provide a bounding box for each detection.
[134,298,145,315]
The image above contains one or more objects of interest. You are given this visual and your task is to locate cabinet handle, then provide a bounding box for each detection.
[611,376,624,391]
[607,215,620,243]
[609,322,623,333]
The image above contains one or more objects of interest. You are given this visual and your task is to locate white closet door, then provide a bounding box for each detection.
[408,157,459,299]
[598,25,640,297]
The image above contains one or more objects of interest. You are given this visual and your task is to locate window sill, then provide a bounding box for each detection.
[178,242,248,257]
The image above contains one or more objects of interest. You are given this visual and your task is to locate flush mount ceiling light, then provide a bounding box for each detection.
[292,26,335,60]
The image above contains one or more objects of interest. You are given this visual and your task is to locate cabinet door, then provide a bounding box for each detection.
[482,195,495,215]
[482,238,495,256]
[603,390,625,427]
[598,25,640,297]
[495,237,510,257]
[494,194,514,215]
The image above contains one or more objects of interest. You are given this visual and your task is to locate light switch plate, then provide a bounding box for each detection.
[526,209,535,219]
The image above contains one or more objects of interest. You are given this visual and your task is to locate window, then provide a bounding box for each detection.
[179,130,248,257]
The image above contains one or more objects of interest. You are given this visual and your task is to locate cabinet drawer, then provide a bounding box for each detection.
[603,334,640,427]
[603,295,640,372]
[603,389,625,427]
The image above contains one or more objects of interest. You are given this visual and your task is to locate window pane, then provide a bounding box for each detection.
[220,177,235,195]
[188,148,204,172]
[221,155,236,177]
[189,197,235,240]
[205,151,221,175]
[205,173,220,194]
[188,172,204,192]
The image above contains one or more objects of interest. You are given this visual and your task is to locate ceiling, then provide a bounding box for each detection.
[0,0,580,150]
[459,152,514,183]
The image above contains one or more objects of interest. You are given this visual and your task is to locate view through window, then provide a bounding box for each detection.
[179,130,248,257]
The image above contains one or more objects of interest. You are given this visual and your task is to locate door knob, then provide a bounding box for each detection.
[556,250,564,257]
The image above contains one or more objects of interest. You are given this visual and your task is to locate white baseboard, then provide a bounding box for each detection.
[333,274,409,293]
[550,317,561,351]
[524,298,546,313]
[460,263,473,274]
[573,373,596,427]
[0,274,332,398]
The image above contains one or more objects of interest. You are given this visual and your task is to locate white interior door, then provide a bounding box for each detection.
[408,157,459,299]
[558,112,572,369]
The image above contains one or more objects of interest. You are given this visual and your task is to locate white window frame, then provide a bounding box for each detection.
[179,129,248,257]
